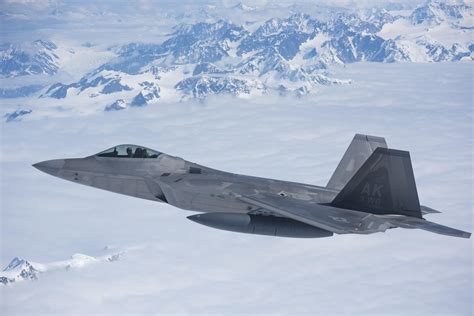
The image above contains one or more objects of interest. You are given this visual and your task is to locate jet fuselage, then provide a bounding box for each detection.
[33,138,471,239]
[35,154,337,216]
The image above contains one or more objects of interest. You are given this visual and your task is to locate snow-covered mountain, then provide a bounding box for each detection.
[0,257,39,285]
[3,109,33,122]
[0,248,125,285]
[0,40,60,78]
[409,0,472,26]
[0,39,116,99]
[2,0,472,110]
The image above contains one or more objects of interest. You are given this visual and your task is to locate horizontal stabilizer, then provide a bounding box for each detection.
[386,216,471,239]
[421,205,442,215]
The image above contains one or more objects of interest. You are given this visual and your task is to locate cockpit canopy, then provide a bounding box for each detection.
[96,145,161,159]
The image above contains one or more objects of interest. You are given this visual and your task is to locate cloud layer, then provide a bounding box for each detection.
[1,61,472,315]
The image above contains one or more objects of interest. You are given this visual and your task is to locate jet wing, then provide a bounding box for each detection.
[237,194,470,238]
[237,193,393,235]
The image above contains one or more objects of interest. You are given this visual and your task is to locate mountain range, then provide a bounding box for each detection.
[0,247,126,285]
[1,0,472,112]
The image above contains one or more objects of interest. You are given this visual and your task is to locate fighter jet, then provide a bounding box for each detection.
[33,134,471,239]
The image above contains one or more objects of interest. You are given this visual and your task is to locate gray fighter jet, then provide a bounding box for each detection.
[33,134,471,239]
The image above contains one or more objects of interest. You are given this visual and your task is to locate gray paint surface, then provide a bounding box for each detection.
[33,135,471,239]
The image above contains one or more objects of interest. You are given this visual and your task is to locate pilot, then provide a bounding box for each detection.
[134,147,143,158]
[126,147,133,157]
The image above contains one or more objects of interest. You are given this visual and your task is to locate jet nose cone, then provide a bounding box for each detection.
[33,159,65,176]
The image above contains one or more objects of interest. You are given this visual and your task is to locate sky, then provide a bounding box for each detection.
[0,62,472,315]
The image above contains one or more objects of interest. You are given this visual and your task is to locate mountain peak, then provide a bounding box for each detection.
[1,257,39,285]
[410,0,470,25]
[1,248,129,286]
[4,257,27,271]
[232,2,256,12]
[0,39,59,77]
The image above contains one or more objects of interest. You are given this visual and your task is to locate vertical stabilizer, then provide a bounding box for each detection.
[330,148,422,218]
[327,134,387,191]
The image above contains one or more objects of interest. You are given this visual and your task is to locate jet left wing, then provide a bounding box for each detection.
[237,193,394,235]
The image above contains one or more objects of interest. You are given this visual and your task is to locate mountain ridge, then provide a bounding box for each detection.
[1,0,472,109]
[0,248,127,285]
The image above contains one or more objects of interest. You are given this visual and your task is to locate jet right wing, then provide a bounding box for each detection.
[237,193,394,235]
[237,193,471,238]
